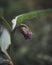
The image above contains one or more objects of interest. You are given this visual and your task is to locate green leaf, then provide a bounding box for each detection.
[16,9,52,26]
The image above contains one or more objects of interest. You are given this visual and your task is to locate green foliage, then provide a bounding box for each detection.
[16,9,52,26]
[0,9,52,32]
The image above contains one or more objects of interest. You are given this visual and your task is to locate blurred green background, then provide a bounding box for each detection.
[0,0,52,65]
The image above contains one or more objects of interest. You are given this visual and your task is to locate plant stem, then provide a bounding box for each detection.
[1,17,12,32]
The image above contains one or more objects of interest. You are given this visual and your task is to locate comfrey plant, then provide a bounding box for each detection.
[11,15,32,39]
[0,9,52,65]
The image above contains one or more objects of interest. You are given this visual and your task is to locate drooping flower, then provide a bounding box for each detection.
[20,24,32,39]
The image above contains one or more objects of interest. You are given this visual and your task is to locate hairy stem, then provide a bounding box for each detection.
[1,17,12,32]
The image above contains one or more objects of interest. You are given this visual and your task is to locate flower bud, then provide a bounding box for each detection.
[20,24,32,39]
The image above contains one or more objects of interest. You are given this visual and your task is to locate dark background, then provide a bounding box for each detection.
[0,0,52,65]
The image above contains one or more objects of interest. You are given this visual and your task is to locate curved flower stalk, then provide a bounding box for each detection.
[19,24,32,39]
[12,15,23,30]
[12,17,32,39]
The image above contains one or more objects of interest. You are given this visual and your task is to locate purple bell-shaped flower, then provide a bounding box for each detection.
[20,24,32,39]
